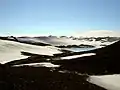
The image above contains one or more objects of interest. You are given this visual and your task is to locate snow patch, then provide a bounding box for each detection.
[13,62,60,67]
[61,53,96,60]
[87,74,120,90]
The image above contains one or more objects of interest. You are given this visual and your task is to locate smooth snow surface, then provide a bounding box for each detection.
[13,62,60,67]
[87,74,120,90]
[61,53,96,60]
[0,40,61,64]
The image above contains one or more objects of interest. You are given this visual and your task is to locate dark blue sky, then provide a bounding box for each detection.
[0,0,119,36]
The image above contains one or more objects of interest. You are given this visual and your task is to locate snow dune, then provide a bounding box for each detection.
[87,74,120,90]
[0,40,61,64]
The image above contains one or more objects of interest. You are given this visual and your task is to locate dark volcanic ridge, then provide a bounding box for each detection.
[53,40,120,75]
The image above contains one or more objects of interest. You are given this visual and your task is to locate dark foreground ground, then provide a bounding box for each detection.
[0,66,106,90]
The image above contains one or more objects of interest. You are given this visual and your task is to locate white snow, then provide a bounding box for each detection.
[0,40,61,64]
[87,74,120,90]
[61,53,96,60]
[13,62,60,67]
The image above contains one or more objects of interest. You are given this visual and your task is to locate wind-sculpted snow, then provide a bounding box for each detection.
[0,40,61,64]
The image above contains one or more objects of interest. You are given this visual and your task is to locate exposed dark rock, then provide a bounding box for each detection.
[0,66,106,90]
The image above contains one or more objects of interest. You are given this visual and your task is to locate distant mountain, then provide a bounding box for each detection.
[0,36,119,47]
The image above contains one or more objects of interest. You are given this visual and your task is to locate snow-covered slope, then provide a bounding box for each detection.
[87,74,120,90]
[0,40,61,64]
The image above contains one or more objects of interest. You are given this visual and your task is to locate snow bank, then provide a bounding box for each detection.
[87,74,120,90]
[61,53,96,60]
[0,40,61,64]
[13,62,60,67]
